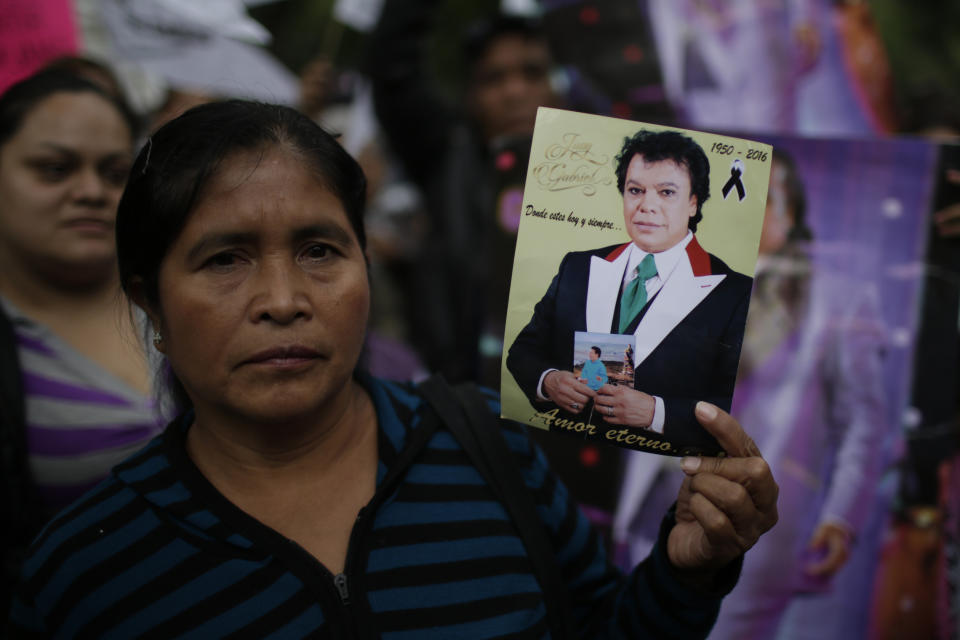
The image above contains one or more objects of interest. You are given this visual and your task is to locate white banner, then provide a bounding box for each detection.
[333,0,386,32]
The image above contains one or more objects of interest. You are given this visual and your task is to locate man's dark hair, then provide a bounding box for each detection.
[0,68,138,150]
[463,14,548,75]
[590,346,601,357]
[614,129,711,232]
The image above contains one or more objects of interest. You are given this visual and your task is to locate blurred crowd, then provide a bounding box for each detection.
[1,0,958,638]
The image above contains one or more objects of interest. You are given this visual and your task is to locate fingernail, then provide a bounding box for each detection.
[695,401,718,421]
[681,456,701,473]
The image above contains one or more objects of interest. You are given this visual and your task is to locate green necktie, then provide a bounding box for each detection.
[618,253,658,334]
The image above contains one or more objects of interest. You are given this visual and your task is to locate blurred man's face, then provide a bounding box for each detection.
[758,159,794,255]
[468,35,557,142]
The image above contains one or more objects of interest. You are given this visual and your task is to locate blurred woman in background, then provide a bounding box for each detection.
[0,69,164,611]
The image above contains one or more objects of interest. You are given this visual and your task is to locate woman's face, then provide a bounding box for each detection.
[0,92,132,285]
[152,147,370,427]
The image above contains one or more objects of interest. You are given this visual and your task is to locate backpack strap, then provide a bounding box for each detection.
[377,406,441,494]
[418,374,575,639]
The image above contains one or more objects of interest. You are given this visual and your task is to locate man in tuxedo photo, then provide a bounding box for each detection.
[507,129,753,452]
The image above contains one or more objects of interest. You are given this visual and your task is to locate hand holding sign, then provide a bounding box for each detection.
[667,401,778,578]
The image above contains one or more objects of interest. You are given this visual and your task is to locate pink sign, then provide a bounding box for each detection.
[0,0,80,93]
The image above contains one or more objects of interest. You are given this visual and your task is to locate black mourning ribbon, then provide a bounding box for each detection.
[722,161,746,201]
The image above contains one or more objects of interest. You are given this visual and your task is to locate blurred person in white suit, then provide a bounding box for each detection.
[613,148,887,639]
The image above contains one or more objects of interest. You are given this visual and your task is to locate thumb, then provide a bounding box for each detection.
[694,401,762,458]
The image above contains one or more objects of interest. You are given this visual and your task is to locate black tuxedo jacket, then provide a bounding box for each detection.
[506,237,752,452]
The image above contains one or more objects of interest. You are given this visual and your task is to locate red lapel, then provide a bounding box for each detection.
[686,236,712,276]
[603,243,631,262]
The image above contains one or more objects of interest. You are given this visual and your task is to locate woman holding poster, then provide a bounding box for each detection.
[9,100,780,638]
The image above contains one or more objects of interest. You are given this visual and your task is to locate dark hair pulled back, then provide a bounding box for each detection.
[115,99,367,311]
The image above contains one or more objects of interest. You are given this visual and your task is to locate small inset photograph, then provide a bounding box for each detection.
[572,331,636,390]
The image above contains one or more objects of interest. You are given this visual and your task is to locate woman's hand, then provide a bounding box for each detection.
[594,384,655,427]
[667,402,779,575]
[543,370,596,414]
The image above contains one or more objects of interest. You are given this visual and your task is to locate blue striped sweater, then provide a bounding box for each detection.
[8,377,730,638]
